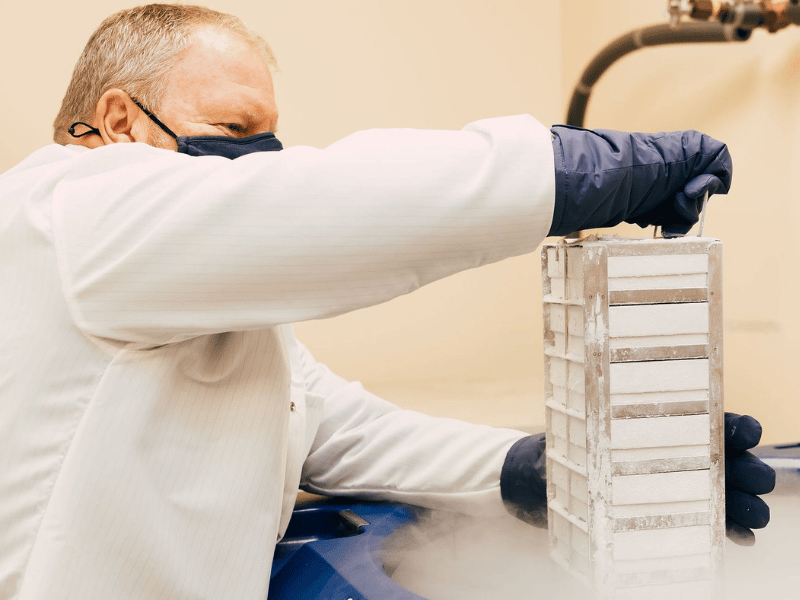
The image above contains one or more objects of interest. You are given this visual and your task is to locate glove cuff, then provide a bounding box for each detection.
[548,130,569,236]
[547,125,632,236]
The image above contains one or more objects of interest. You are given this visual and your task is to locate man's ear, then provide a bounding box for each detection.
[94,89,150,144]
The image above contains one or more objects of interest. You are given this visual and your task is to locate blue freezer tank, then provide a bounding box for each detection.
[269,500,427,600]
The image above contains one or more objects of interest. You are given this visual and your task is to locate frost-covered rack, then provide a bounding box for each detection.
[541,237,725,600]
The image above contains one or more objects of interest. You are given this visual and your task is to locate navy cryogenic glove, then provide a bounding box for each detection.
[500,432,547,526]
[724,412,775,545]
[548,125,732,237]
[502,414,775,541]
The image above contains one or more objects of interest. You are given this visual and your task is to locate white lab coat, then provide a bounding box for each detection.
[0,115,555,599]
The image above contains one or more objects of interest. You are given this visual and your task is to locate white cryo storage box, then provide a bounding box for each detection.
[542,237,725,600]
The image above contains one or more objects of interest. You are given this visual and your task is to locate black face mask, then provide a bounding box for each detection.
[67,98,283,159]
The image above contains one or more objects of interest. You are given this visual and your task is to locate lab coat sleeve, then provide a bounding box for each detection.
[298,342,527,517]
[50,115,555,345]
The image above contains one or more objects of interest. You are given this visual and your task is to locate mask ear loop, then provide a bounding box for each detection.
[130,98,179,140]
[67,96,176,140]
[67,122,101,138]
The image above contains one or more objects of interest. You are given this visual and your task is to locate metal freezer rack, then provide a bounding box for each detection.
[542,236,725,600]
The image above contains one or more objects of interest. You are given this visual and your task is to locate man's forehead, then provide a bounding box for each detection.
[162,27,276,119]
[195,87,275,121]
[170,28,273,88]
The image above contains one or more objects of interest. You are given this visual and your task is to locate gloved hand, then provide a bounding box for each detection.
[500,432,547,527]
[724,412,775,545]
[502,413,775,542]
[548,125,732,237]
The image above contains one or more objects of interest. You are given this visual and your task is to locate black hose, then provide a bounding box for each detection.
[565,22,752,127]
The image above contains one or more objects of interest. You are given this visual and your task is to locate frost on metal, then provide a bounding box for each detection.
[541,236,725,600]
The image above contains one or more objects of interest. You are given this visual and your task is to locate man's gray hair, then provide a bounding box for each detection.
[52,4,277,144]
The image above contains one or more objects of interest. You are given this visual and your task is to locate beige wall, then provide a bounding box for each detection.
[258,0,562,415]
[561,0,800,443]
[3,1,798,441]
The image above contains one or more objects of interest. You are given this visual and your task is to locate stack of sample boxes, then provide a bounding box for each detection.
[541,236,725,599]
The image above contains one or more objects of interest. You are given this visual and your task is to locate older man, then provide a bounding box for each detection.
[0,4,772,600]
